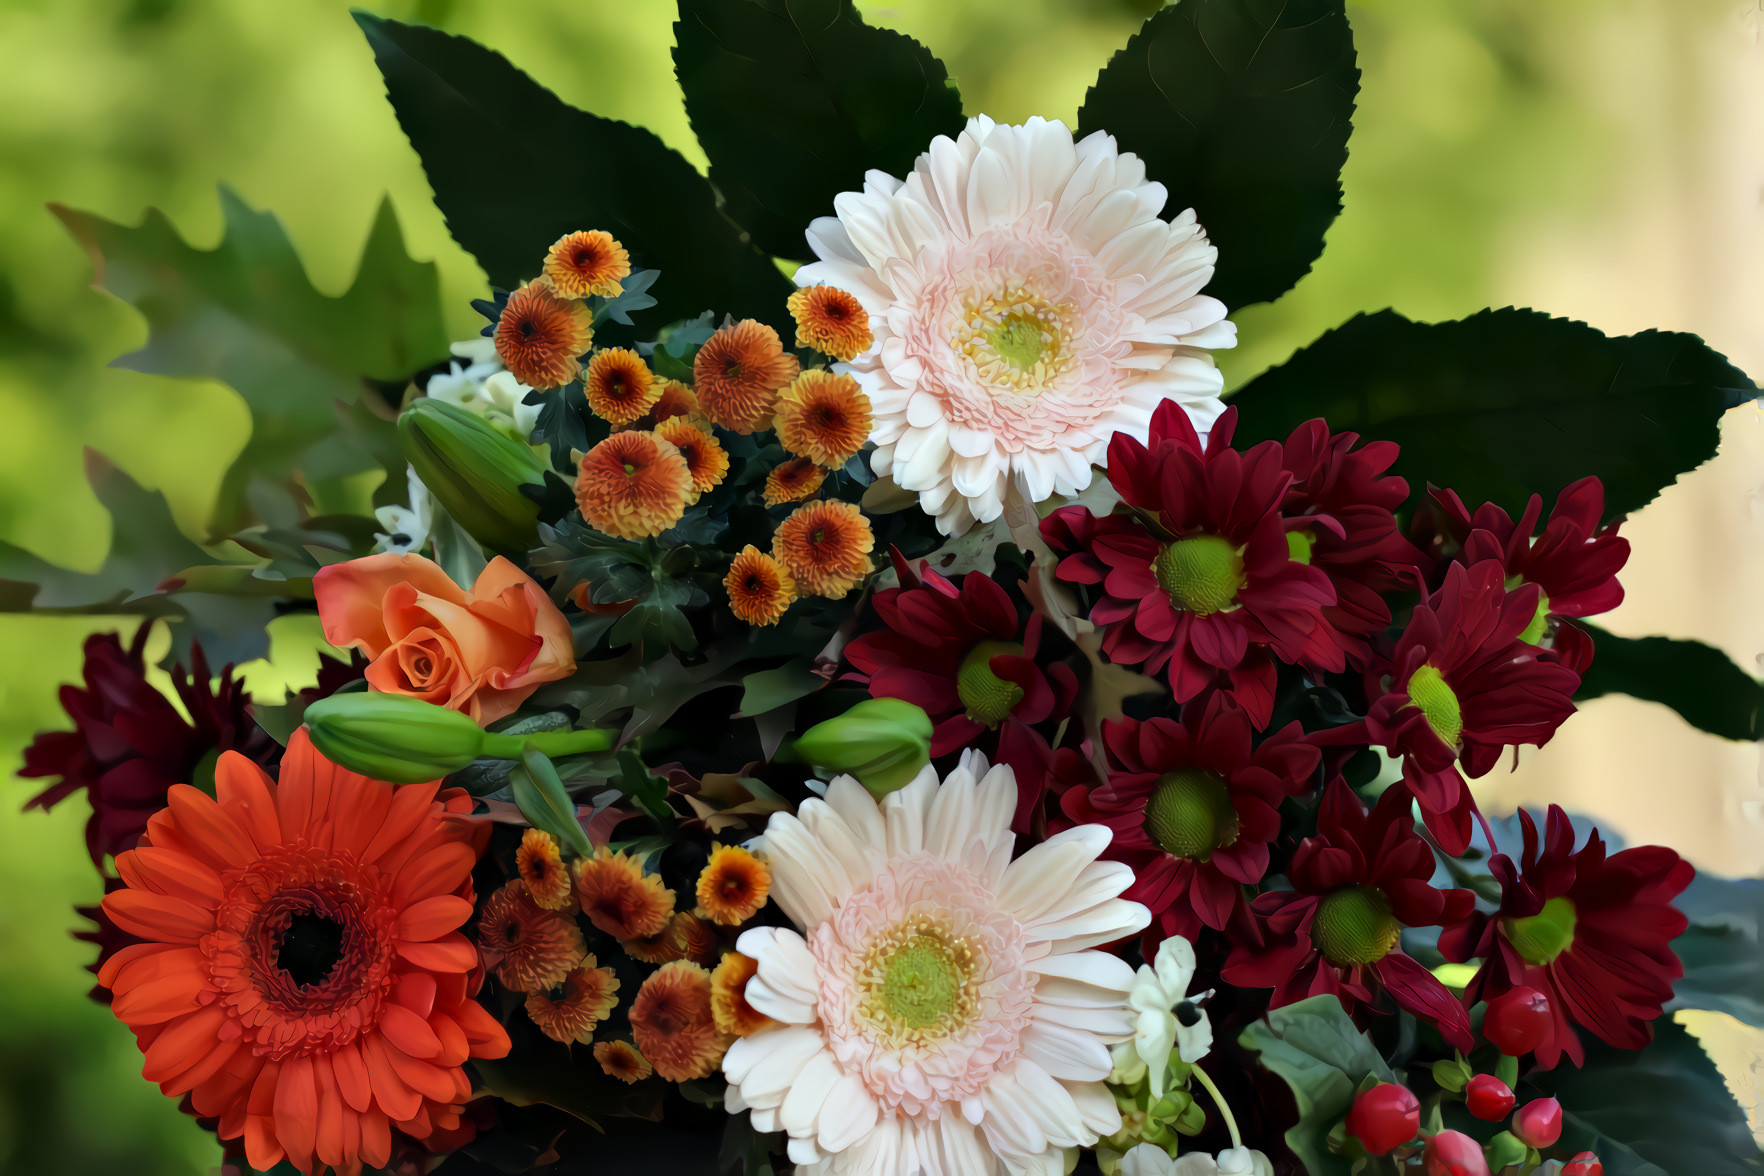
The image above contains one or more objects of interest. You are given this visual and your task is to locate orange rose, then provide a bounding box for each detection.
[313,553,574,723]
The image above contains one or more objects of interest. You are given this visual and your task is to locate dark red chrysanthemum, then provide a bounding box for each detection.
[1224,780,1475,1050]
[1058,694,1320,944]
[1363,560,1581,854]
[1430,477,1629,675]
[1439,806,1692,1068]
[1042,405,1339,727]
[844,554,1077,829]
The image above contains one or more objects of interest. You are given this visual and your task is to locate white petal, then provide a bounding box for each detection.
[882,764,941,857]
[995,825,1111,922]
[1121,1143,1179,1176]
[1020,1019,1113,1082]
[814,1070,880,1154]
[779,1049,842,1137]
[725,1024,825,1103]
[735,926,819,1025]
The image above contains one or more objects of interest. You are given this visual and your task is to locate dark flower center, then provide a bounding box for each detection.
[278,910,346,988]
[1143,768,1238,861]
[1313,885,1401,967]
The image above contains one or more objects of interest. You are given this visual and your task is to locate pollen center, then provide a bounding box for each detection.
[1143,768,1239,861]
[1405,663,1464,748]
[1503,896,1578,965]
[953,288,1074,395]
[1519,589,1552,645]
[1313,885,1401,967]
[1153,535,1245,616]
[857,917,980,1046]
[956,639,1026,727]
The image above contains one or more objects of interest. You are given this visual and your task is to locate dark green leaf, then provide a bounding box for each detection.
[356,14,793,327]
[53,189,447,535]
[1575,622,1762,742]
[474,1028,665,1128]
[673,0,966,261]
[530,519,706,652]
[1667,870,1764,1029]
[510,749,592,855]
[616,749,677,827]
[1239,995,1395,1176]
[594,268,661,328]
[1531,1018,1762,1176]
[736,659,825,717]
[1228,308,1750,519]
[1078,0,1359,308]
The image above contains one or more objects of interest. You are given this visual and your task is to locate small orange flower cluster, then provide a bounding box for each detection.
[495,228,634,389]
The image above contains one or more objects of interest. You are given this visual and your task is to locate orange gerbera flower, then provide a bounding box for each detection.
[574,430,691,540]
[762,456,826,507]
[99,730,510,1175]
[477,880,586,993]
[594,1039,653,1084]
[772,499,875,598]
[773,369,873,468]
[574,847,674,941]
[654,416,729,502]
[584,348,659,426]
[693,319,800,433]
[525,958,619,1044]
[495,279,592,389]
[787,284,873,361]
[516,828,573,910]
[724,545,797,627]
[710,951,776,1038]
[544,229,631,299]
[629,961,730,1082]
[695,844,771,925]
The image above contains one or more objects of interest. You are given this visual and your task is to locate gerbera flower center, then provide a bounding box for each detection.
[857,916,981,1045]
[1143,768,1239,861]
[1153,535,1245,616]
[1313,885,1401,967]
[1520,589,1552,645]
[1405,663,1464,747]
[954,288,1075,395]
[1503,895,1578,965]
[956,639,1027,726]
[277,910,346,987]
[1287,529,1316,564]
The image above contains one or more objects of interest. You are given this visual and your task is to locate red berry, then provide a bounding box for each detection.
[1484,986,1552,1056]
[1564,1151,1603,1176]
[1346,1083,1421,1156]
[1513,1097,1564,1147]
[1423,1130,1492,1176]
[1464,1073,1516,1120]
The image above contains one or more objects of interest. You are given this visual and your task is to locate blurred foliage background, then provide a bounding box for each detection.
[0,1,1758,1171]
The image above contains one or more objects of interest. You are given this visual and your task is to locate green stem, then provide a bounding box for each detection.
[480,727,616,760]
[1191,1065,1241,1151]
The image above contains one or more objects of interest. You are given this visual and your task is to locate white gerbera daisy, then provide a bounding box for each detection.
[722,752,1151,1174]
[796,115,1235,535]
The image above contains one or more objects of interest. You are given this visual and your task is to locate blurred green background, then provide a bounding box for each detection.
[1,1,1758,1172]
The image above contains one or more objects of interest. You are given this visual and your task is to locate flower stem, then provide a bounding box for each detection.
[1191,1065,1241,1150]
[479,727,616,760]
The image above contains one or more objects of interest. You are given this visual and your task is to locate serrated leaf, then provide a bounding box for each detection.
[1078,0,1359,308]
[53,189,447,535]
[673,0,966,261]
[1575,623,1762,742]
[530,518,706,652]
[1666,871,1764,1029]
[356,13,793,328]
[1228,308,1751,520]
[1239,995,1395,1176]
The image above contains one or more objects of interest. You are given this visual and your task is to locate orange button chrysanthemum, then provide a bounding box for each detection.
[773,368,873,469]
[631,378,698,429]
[573,430,692,540]
[629,960,730,1082]
[654,416,729,502]
[695,843,770,925]
[593,1038,652,1084]
[723,544,797,628]
[709,950,776,1038]
[494,279,592,389]
[98,730,510,1176]
[544,229,631,300]
[583,347,659,426]
[787,284,873,361]
[761,456,826,507]
[772,499,875,598]
[693,319,801,433]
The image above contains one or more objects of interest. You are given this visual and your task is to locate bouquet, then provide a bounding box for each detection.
[14,3,1762,1174]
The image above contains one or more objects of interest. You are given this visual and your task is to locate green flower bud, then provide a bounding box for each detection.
[792,697,933,797]
[303,692,614,785]
[399,398,545,555]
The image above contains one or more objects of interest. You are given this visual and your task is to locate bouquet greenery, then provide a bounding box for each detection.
[15,3,1762,1174]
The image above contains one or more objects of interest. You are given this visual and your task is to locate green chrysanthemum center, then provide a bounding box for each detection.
[1313,885,1402,967]
[1503,896,1577,965]
[1286,529,1316,565]
[956,639,1027,727]
[1519,590,1552,645]
[1144,768,1239,861]
[990,314,1047,370]
[1153,536,1245,617]
[858,917,980,1046]
[1405,663,1464,748]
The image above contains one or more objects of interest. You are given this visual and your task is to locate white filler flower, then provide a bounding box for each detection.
[797,115,1235,535]
[722,752,1151,1174]
[1120,1143,1274,1176]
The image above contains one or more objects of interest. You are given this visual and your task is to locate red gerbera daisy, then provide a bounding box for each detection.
[1439,806,1692,1068]
[99,730,510,1174]
[1429,477,1629,674]
[1364,560,1582,854]
[1042,405,1339,727]
[1224,780,1476,1050]
[1059,694,1320,943]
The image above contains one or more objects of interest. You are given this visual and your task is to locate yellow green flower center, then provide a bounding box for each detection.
[956,639,1027,727]
[1286,529,1315,564]
[1312,885,1402,967]
[1503,896,1577,965]
[1405,663,1464,748]
[1143,768,1239,861]
[1520,590,1552,645]
[1153,536,1245,617]
[858,917,980,1046]
[953,287,1075,395]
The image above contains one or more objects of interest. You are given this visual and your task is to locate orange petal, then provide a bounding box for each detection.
[397,894,473,943]
[392,843,476,907]
[244,1114,285,1173]
[358,1108,392,1170]
[331,1041,373,1115]
[360,781,441,864]
[394,933,479,974]
[329,770,395,860]
[122,846,223,906]
[377,1036,456,1102]
[108,944,200,993]
[430,1012,470,1068]
[189,1045,255,1118]
[141,1004,226,1084]
[104,889,214,945]
[164,784,256,871]
[314,1058,347,1172]
[273,1053,319,1173]
[167,1034,242,1100]
[378,1002,443,1060]
[214,751,282,851]
[313,553,463,656]
[110,967,205,1026]
[392,970,437,1020]
[360,1034,422,1122]
[452,998,513,1059]
[247,1059,282,1116]
[97,942,169,989]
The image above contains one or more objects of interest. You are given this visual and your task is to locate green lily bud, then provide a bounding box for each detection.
[792,697,933,797]
[399,398,545,555]
[303,692,614,784]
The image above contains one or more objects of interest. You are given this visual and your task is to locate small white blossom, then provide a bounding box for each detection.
[1127,936,1213,1098]
[372,467,433,555]
[425,339,540,439]
[1120,1143,1273,1176]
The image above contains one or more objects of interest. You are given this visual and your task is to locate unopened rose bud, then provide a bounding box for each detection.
[399,398,545,555]
[791,697,933,796]
[304,692,613,784]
